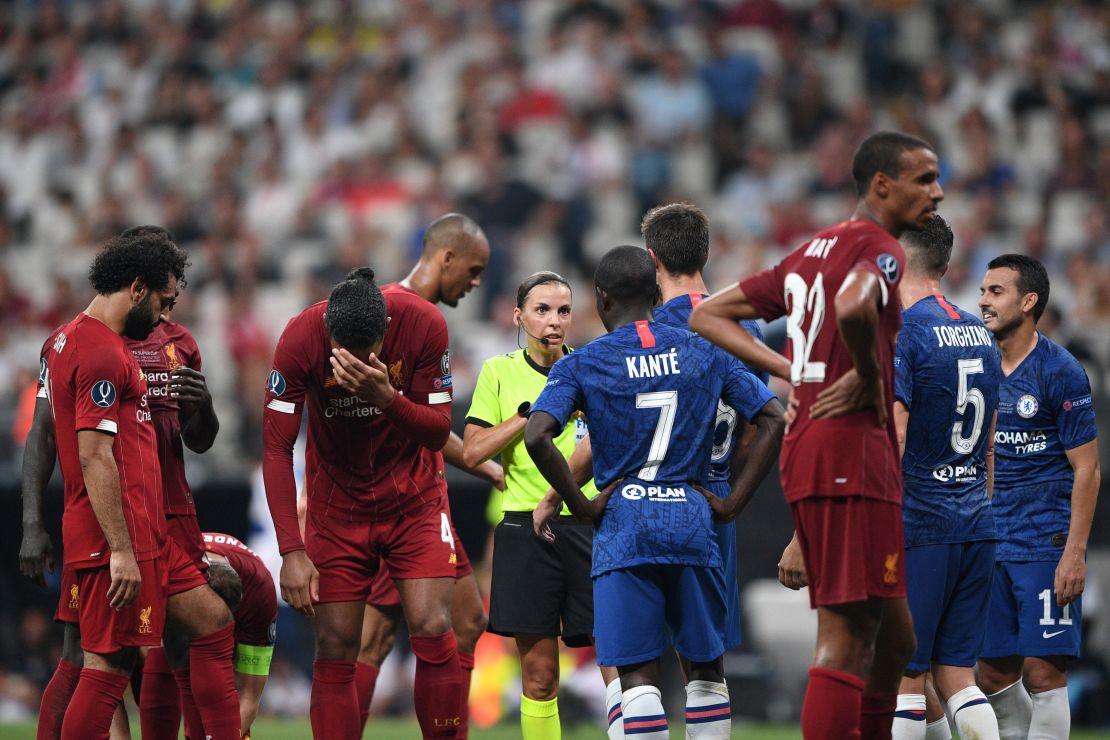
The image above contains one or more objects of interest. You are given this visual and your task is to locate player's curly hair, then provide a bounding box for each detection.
[640,202,709,276]
[595,245,657,304]
[89,231,189,295]
[852,131,935,196]
[120,224,176,242]
[325,267,388,349]
[901,214,953,278]
[987,253,1050,323]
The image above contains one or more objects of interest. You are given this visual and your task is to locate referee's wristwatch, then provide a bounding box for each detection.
[517,401,532,418]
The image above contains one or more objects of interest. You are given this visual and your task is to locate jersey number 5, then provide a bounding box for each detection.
[951,359,986,454]
[784,272,826,385]
[636,391,677,481]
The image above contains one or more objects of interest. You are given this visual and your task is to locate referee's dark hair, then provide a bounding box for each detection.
[595,245,658,306]
[987,254,1051,323]
[641,202,709,276]
[852,131,936,197]
[516,271,572,308]
[325,267,388,349]
[901,214,953,279]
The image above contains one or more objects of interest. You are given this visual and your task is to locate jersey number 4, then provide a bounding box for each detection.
[784,273,826,385]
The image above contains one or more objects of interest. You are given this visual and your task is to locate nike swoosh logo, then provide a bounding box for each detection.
[1043,629,1067,639]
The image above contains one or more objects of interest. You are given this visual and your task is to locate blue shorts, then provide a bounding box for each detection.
[981,560,1082,659]
[593,564,726,666]
[905,541,994,673]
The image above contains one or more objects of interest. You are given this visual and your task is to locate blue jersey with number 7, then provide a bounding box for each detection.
[532,320,773,576]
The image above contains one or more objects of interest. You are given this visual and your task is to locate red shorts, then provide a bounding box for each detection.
[164,536,209,597]
[306,498,459,604]
[166,514,208,573]
[791,496,906,609]
[366,518,474,607]
[55,566,79,624]
[73,558,168,654]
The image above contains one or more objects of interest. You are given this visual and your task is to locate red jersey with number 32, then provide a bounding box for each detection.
[44,314,166,567]
[126,322,202,515]
[740,218,905,503]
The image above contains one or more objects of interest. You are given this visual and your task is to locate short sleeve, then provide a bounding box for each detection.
[74,348,131,435]
[265,315,310,416]
[893,328,916,407]
[465,359,503,428]
[180,329,203,372]
[531,355,583,428]
[1052,357,1097,451]
[37,332,57,399]
[720,356,776,422]
[850,233,904,308]
[739,320,771,385]
[738,264,787,321]
[409,309,452,406]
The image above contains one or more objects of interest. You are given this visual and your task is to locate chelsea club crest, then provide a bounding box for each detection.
[1016,394,1039,418]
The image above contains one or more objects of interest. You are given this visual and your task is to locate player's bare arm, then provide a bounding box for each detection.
[77,428,141,610]
[525,411,612,522]
[532,434,593,542]
[173,366,220,453]
[893,401,909,458]
[20,396,57,587]
[690,285,792,382]
[811,270,886,424]
[235,672,267,735]
[1056,438,1100,606]
[444,431,505,489]
[695,399,786,522]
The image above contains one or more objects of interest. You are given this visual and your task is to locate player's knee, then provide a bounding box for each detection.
[521,666,559,701]
[407,611,452,637]
[457,608,487,651]
[1024,658,1067,693]
[359,628,396,666]
[316,628,361,661]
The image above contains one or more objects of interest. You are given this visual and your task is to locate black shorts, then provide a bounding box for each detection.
[488,511,595,647]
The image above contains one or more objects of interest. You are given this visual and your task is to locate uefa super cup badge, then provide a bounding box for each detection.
[1016,394,1039,418]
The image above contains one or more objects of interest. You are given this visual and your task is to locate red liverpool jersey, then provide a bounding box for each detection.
[740,218,906,504]
[44,314,166,567]
[263,288,453,554]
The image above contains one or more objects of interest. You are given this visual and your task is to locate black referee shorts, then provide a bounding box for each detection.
[488,511,595,647]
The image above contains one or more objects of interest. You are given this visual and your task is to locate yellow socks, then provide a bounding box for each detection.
[520,694,560,740]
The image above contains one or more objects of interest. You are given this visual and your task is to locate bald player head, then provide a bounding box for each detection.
[417,213,490,307]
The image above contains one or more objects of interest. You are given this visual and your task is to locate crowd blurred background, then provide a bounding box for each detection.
[0,0,1108,729]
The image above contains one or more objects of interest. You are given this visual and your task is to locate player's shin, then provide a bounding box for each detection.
[891,694,926,740]
[861,690,899,740]
[188,623,241,738]
[410,630,464,738]
[605,677,623,740]
[802,667,864,740]
[622,685,669,739]
[456,649,475,739]
[37,659,81,740]
[520,695,560,740]
[924,718,952,739]
[946,685,999,740]
[311,659,360,740]
[985,679,1032,740]
[139,647,182,740]
[685,680,730,739]
[355,660,379,731]
[172,666,205,740]
[1028,687,1069,740]
[60,668,131,740]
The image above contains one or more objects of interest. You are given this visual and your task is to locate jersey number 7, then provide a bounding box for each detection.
[636,391,677,481]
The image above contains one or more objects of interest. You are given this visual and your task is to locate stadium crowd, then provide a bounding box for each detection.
[0,0,1108,731]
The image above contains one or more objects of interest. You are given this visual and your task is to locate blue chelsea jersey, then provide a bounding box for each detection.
[532,320,773,576]
[992,334,1097,561]
[655,293,772,485]
[894,295,1000,548]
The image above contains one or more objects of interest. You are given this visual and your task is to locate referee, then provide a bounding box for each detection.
[462,272,620,740]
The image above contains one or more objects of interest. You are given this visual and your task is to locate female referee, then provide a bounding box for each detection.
[462,271,621,740]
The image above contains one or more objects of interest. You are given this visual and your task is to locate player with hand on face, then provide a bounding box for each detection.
[526,246,782,740]
[976,255,1100,740]
[691,131,943,740]
[888,215,1002,740]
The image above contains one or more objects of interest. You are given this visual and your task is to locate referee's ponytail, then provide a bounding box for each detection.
[516,271,571,309]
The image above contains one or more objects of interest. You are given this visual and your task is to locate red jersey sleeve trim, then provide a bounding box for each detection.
[934,294,961,320]
[635,321,656,348]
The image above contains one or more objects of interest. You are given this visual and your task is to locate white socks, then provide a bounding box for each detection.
[1029,686,1069,740]
[605,677,623,740]
[925,717,952,739]
[622,685,669,739]
[685,680,730,739]
[947,685,999,740]
[892,693,927,740]
[987,679,1033,740]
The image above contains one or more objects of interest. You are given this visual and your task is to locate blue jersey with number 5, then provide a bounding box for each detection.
[532,321,772,576]
[654,293,771,483]
[894,295,1001,547]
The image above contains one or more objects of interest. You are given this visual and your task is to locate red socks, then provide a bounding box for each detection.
[456,650,475,740]
[312,660,360,740]
[38,659,81,740]
[188,623,241,739]
[802,667,864,740]
[861,691,897,740]
[140,647,181,740]
[60,668,130,740]
[171,667,205,740]
[410,630,464,738]
[355,660,380,732]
